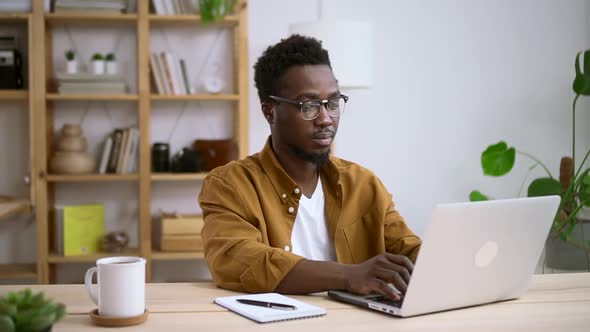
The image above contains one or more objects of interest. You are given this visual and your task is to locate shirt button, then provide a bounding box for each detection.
[281,193,287,199]
[284,245,290,251]
[294,188,300,194]
[288,206,295,213]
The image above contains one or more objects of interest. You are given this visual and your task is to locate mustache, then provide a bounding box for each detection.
[312,130,335,139]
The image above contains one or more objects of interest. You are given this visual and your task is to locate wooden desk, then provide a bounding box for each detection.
[1,273,589,331]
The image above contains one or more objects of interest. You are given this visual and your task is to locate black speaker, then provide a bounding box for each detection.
[0,49,24,89]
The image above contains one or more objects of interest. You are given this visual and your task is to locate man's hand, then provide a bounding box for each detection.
[344,253,414,301]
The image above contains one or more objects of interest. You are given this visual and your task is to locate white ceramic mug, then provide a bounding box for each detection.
[84,256,146,317]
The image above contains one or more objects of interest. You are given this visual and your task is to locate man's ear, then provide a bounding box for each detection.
[261,102,274,124]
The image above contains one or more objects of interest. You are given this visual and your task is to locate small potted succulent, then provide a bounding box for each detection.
[64,49,77,74]
[105,53,118,75]
[91,53,105,75]
[0,288,66,332]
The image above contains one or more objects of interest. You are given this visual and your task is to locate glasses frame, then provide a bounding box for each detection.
[268,94,349,120]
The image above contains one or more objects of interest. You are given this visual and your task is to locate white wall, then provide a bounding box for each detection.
[249,0,590,237]
[1,0,589,282]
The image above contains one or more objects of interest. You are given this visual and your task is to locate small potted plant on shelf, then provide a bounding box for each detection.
[0,288,66,332]
[470,49,590,270]
[199,0,237,25]
[64,49,77,74]
[91,53,105,75]
[105,53,118,75]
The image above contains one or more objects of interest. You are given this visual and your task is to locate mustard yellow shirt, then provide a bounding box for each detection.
[199,138,421,293]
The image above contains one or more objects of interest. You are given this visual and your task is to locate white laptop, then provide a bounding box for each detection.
[328,196,561,317]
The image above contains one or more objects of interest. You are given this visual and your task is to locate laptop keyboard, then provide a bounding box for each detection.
[364,294,404,308]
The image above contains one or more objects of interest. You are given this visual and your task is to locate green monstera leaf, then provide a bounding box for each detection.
[469,190,489,201]
[481,141,516,176]
[527,178,561,197]
[573,50,590,95]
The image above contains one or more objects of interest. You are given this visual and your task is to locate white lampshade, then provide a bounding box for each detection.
[289,20,374,88]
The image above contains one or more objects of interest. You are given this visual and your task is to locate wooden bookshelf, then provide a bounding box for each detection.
[151,250,204,260]
[148,14,238,27]
[26,0,249,283]
[46,93,139,101]
[0,90,28,101]
[150,173,208,181]
[0,13,30,22]
[0,263,37,280]
[150,93,239,101]
[45,12,137,25]
[45,174,139,182]
[47,249,140,263]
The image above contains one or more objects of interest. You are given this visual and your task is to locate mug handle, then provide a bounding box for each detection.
[84,267,98,305]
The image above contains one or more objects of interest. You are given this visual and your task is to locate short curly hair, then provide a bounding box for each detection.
[253,34,332,103]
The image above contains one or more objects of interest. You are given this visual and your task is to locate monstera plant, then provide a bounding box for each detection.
[471,50,590,263]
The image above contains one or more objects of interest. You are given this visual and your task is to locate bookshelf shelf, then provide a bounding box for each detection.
[148,14,238,26]
[0,263,37,279]
[150,94,239,101]
[45,13,138,25]
[26,0,249,283]
[0,13,30,23]
[46,174,139,182]
[0,90,28,101]
[151,173,208,181]
[46,93,139,101]
[151,250,204,260]
[47,249,140,263]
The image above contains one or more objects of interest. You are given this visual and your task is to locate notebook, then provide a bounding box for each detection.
[214,293,326,323]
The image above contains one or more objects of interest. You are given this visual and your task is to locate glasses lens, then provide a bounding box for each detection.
[301,101,321,120]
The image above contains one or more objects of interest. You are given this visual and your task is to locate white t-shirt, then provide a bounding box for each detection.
[290,177,337,261]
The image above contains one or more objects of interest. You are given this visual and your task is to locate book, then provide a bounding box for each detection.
[179,59,192,94]
[214,293,326,323]
[58,203,105,256]
[98,136,113,174]
[107,129,123,173]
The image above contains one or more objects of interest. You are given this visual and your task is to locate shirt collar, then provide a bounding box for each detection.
[258,137,341,203]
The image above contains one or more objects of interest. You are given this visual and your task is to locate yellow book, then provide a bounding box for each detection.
[63,204,105,256]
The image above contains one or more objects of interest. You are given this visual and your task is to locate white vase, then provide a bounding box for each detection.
[92,60,105,75]
[106,61,118,75]
[66,60,78,74]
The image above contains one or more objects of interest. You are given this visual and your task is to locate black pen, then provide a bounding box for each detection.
[237,299,296,311]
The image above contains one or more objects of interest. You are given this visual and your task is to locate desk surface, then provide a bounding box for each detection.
[1,273,589,331]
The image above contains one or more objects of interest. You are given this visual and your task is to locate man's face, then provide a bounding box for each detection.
[266,64,340,165]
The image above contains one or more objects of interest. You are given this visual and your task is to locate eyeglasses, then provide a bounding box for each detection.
[268,94,349,120]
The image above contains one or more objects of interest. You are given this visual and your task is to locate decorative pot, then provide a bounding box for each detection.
[545,217,590,270]
[50,124,96,174]
[66,60,78,74]
[92,60,105,75]
[50,151,95,174]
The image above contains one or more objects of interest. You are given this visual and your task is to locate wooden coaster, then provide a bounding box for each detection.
[89,309,149,327]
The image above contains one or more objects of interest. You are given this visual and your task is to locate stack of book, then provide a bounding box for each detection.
[150,52,193,95]
[53,0,129,13]
[151,0,198,15]
[97,127,139,174]
[56,72,127,95]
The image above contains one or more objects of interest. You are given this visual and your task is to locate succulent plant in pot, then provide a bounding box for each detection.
[91,53,105,75]
[64,49,77,74]
[0,288,66,332]
[471,49,590,270]
[105,53,118,75]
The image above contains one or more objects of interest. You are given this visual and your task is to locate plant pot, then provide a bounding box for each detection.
[545,218,590,270]
[66,60,78,74]
[106,61,118,75]
[92,60,105,75]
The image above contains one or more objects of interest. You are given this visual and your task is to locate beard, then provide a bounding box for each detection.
[287,144,330,167]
